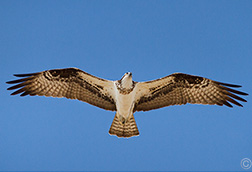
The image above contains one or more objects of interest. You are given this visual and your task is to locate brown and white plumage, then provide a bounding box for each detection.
[7,68,116,110]
[6,68,248,138]
[134,73,248,111]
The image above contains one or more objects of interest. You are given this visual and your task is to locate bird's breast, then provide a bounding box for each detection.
[114,84,136,119]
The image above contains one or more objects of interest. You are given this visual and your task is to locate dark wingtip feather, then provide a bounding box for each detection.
[7,82,28,90]
[221,86,248,96]
[225,96,244,107]
[7,86,15,90]
[10,88,25,96]
[14,73,38,77]
[215,81,242,88]
[6,77,33,84]
[6,80,19,84]
[20,91,30,96]
[223,101,233,108]
[214,81,248,107]
[223,90,248,102]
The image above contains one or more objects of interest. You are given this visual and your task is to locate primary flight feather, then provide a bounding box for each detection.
[6,68,248,138]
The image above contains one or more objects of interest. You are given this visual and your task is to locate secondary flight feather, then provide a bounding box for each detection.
[6,68,248,138]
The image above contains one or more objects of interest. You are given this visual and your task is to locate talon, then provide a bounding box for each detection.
[119,116,126,125]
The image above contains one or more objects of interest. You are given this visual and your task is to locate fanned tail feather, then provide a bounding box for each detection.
[109,114,139,138]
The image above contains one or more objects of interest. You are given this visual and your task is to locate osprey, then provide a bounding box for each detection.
[6,68,248,138]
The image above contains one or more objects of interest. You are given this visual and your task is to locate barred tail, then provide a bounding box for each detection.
[109,114,139,138]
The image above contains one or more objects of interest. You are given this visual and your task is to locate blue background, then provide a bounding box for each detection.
[1,1,251,171]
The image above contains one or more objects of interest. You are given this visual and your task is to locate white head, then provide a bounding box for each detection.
[120,72,133,89]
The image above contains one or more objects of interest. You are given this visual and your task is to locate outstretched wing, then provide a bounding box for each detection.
[134,73,248,111]
[6,68,116,111]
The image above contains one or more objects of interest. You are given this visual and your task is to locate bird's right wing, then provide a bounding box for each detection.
[134,73,248,111]
[6,68,116,111]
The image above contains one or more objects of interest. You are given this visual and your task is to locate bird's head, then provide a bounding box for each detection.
[120,72,133,89]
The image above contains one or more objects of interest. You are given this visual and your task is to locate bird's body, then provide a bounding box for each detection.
[114,87,135,123]
[114,73,135,122]
[109,72,140,136]
[6,68,248,138]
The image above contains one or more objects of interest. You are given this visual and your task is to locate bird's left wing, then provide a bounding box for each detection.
[134,73,248,111]
[6,68,116,111]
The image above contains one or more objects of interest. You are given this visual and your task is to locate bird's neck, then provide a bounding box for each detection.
[121,76,133,89]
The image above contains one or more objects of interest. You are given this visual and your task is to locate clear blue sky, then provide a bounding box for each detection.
[1,1,251,171]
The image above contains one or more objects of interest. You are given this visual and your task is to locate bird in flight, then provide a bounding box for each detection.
[6,68,248,138]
